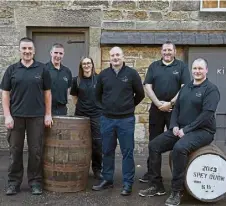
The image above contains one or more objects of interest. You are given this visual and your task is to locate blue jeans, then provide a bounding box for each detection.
[148,129,214,191]
[100,115,135,187]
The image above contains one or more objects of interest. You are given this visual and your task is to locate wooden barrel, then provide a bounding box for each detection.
[43,116,91,193]
[169,144,226,202]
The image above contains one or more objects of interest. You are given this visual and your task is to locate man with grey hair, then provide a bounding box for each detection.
[92,46,145,196]
[139,58,220,206]
[46,43,72,115]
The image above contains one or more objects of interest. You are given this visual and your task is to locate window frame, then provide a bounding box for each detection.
[200,0,226,11]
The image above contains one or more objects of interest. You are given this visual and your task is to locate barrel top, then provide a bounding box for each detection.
[186,153,226,202]
[52,116,90,120]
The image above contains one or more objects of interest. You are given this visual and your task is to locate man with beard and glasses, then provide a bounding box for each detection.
[92,46,145,196]
[1,37,52,195]
[139,58,220,206]
[139,41,190,183]
[46,43,72,115]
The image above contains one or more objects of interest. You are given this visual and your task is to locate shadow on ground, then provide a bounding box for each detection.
[0,151,225,206]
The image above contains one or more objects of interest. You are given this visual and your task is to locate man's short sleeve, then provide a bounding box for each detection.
[180,62,191,85]
[70,77,78,96]
[203,86,220,112]
[143,63,154,85]
[67,69,72,88]
[1,66,12,91]
[43,67,52,91]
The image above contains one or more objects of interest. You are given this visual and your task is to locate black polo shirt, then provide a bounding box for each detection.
[70,75,102,118]
[170,79,220,133]
[144,59,190,101]
[1,60,51,117]
[46,61,72,106]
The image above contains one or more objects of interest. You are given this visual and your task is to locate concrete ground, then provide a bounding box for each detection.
[0,151,225,206]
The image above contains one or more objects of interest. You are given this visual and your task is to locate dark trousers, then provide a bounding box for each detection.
[52,104,67,116]
[7,117,44,187]
[101,115,135,186]
[90,117,102,173]
[148,129,214,191]
[147,105,171,171]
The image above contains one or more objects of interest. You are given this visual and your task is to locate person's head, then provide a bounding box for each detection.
[109,46,124,69]
[78,56,95,78]
[161,41,176,63]
[50,43,64,65]
[192,58,208,82]
[19,37,35,62]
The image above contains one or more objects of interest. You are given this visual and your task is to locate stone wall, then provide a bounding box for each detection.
[0,0,226,151]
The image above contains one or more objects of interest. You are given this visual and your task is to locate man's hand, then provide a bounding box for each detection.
[178,129,185,138]
[158,101,172,112]
[5,115,14,129]
[45,115,53,128]
[156,101,163,108]
[173,126,179,136]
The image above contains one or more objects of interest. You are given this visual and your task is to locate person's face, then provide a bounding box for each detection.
[50,47,64,65]
[161,44,176,62]
[82,58,93,73]
[192,60,208,81]
[109,48,124,68]
[19,41,35,62]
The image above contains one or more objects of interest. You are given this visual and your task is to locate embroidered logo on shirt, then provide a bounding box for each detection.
[34,74,41,79]
[120,76,128,82]
[173,70,179,75]
[196,92,202,98]
[63,76,68,82]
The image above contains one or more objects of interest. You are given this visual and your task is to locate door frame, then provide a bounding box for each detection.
[27,27,89,56]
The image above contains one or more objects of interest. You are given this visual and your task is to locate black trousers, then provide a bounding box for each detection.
[7,117,44,187]
[147,105,171,172]
[90,117,102,173]
[148,129,213,191]
[52,104,67,116]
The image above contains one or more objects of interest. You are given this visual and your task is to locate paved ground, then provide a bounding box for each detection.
[0,151,225,206]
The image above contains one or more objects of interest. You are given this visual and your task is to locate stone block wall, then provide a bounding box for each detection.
[0,0,226,152]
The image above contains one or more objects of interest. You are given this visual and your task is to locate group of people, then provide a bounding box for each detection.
[1,37,220,206]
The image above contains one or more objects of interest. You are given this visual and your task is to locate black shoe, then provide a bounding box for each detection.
[139,172,149,183]
[165,191,183,206]
[31,184,42,195]
[92,180,113,191]
[121,185,132,196]
[93,170,103,180]
[6,185,20,196]
[139,185,166,197]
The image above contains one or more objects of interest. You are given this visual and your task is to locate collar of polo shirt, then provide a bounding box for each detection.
[18,59,38,68]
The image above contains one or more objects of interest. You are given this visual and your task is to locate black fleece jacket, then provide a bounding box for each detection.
[96,64,145,119]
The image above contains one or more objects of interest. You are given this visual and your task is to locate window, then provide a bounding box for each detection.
[200,0,226,11]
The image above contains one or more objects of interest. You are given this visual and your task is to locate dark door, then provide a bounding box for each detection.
[33,32,86,77]
[188,47,226,153]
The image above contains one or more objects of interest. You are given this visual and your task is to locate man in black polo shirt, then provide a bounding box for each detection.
[139,58,220,206]
[92,46,145,196]
[46,43,72,115]
[1,37,52,195]
[140,41,190,183]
